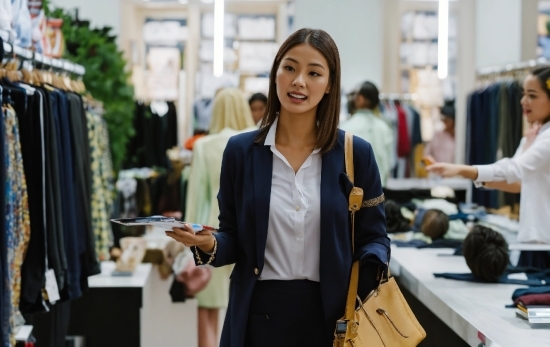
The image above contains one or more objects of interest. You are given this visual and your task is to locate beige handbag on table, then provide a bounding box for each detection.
[333,132,426,347]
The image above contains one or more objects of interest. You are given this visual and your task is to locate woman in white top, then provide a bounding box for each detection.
[166,28,390,347]
[428,67,550,268]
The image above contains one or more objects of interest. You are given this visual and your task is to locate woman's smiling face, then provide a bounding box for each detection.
[521,74,550,124]
[275,43,331,116]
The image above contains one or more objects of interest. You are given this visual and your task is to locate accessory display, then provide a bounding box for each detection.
[333,132,426,347]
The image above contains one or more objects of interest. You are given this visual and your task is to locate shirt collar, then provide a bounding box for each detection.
[263,116,320,154]
[264,116,278,146]
[540,121,550,135]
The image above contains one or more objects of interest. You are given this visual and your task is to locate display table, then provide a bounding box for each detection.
[389,246,550,347]
[67,262,198,347]
[15,325,33,342]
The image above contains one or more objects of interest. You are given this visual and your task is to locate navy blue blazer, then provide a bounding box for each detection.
[194,129,390,347]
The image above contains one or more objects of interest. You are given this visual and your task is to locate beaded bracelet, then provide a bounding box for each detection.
[194,235,217,266]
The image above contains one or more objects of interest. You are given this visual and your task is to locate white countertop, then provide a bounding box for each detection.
[88,261,152,288]
[508,243,550,251]
[389,246,550,347]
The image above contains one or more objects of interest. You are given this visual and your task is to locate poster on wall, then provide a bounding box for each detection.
[146,47,181,101]
[143,18,187,101]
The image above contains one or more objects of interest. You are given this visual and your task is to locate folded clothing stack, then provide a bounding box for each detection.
[512,287,550,325]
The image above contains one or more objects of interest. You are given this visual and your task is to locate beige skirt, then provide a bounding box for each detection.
[195,264,233,309]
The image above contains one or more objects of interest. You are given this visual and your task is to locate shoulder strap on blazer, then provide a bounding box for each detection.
[343,132,363,328]
[345,132,355,185]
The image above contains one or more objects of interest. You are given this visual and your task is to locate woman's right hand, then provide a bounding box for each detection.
[165,224,216,253]
[426,163,462,177]
[426,163,479,180]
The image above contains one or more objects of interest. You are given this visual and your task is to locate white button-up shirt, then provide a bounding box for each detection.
[259,117,322,282]
[475,122,550,244]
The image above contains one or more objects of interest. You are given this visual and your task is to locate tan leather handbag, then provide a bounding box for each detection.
[334,132,426,347]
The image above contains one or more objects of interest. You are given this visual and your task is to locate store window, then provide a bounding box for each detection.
[144,18,187,101]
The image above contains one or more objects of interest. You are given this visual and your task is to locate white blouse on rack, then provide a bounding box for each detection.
[474,122,550,244]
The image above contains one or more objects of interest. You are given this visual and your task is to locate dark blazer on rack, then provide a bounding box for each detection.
[194,129,390,347]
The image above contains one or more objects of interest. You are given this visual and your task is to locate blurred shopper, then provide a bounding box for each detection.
[249,92,268,125]
[340,81,393,186]
[428,67,550,269]
[167,29,389,347]
[184,88,256,347]
[424,102,456,164]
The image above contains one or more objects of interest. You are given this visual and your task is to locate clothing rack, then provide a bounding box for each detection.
[1,30,85,76]
[379,93,418,101]
[476,57,548,77]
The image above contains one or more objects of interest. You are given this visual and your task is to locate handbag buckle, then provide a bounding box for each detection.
[348,187,363,212]
[335,320,347,335]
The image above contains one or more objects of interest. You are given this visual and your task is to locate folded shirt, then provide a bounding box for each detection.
[393,238,462,249]
[512,285,550,302]
[514,293,550,307]
[435,266,550,287]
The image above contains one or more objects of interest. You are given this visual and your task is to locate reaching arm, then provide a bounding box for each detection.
[482,181,522,193]
[426,163,479,180]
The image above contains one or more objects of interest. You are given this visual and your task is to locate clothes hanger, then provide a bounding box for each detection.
[30,58,43,86]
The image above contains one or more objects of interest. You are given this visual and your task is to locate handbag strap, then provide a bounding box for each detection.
[345,132,355,188]
[344,132,360,323]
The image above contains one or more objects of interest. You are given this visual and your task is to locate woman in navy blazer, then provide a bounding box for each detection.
[168,28,390,347]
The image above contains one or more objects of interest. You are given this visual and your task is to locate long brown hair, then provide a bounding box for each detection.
[254,28,342,154]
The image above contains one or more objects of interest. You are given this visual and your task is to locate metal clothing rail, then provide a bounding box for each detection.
[1,30,85,76]
[476,57,548,77]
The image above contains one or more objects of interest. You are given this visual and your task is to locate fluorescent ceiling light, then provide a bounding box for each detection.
[437,0,449,79]
[213,0,225,77]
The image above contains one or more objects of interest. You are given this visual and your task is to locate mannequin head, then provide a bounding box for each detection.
[463,225,509,282]
[421,209,449,240]
[522,67,550,125]
[354,81,380,111]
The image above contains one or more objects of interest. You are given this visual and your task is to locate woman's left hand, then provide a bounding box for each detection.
[165,223,215,253]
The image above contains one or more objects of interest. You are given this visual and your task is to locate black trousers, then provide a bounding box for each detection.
[245,280,333,347]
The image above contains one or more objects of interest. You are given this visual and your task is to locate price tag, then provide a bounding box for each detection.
[45,269,60,304]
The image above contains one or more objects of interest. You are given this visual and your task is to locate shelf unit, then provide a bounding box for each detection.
[1,29,86,76]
